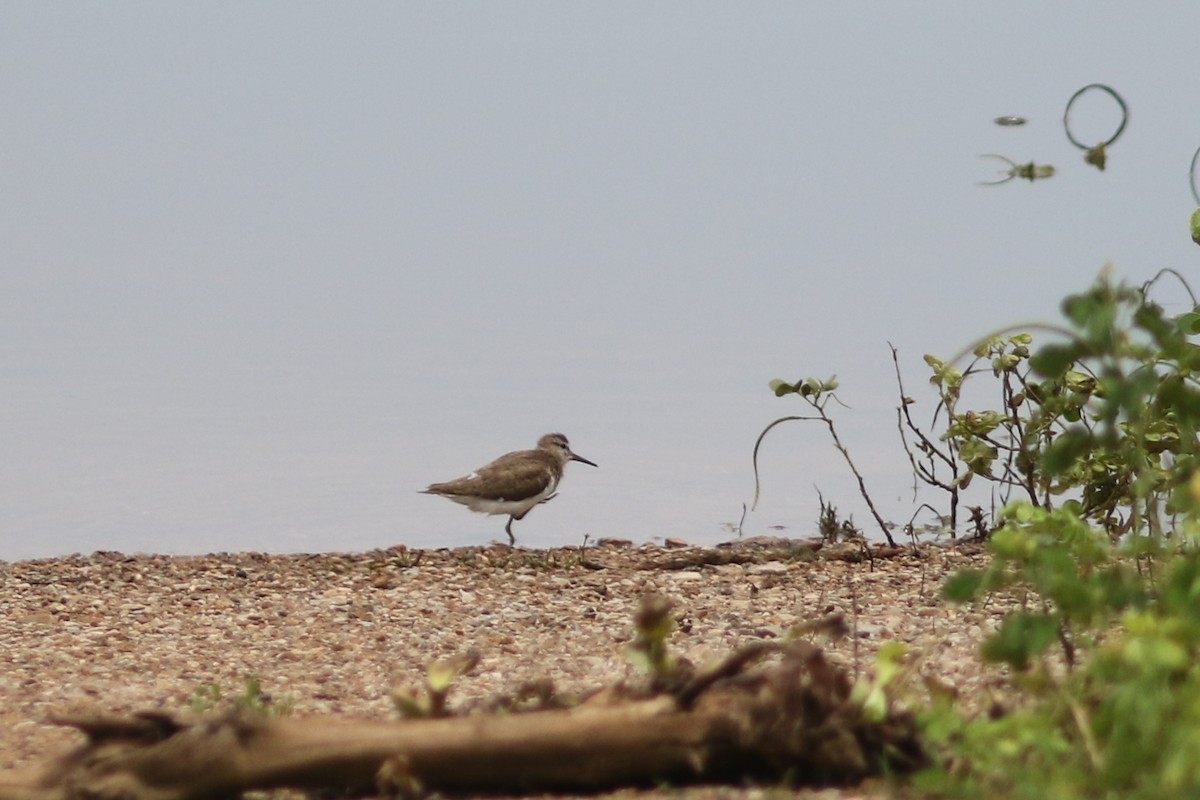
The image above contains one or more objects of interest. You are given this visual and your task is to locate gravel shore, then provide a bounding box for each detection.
[0,538,1004,794]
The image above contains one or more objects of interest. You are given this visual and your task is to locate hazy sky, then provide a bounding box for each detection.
[3,4,1199,559]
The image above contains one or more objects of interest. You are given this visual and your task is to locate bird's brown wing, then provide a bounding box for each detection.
[425,451,556,502]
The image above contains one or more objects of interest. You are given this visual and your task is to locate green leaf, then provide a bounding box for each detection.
[989,526,1037,560]
[799,377,823,396]
[981,613,1060,670]
[993,353,1021,372]
[1041,429,1092,475]
[426,650,480,694]
[1192,207,1200,245]
[1063,293,1099,329]
[958,438,997,474]
[1134,302,1179,352]
[1064,370,1097,394]
[858,641,909,722]
[1176,311,1200,336]
[1157,377,1200,427]
[623,646,654,674]
[1029,343,1078,378]
[942,569,986,602]
[769,379,795,397]
[1123,632,1189,674]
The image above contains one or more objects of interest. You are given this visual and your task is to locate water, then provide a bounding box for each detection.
[2,298,928,561]
[5,4,1197,561]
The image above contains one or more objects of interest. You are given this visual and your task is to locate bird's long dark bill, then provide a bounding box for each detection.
[571,453,598,467]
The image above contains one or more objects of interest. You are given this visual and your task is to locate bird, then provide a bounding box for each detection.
[420,433,597,545]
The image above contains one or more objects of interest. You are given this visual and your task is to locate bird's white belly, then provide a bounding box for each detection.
[455,478,558,517]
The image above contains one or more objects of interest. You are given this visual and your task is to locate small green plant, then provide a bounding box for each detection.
[624,594,688,691]
[189,682,223,713]
[392,650,481,719]
[753,376,898,546]
[189,675,294,717]
[387,546,424,569]
[816,491,862,543]
[852,640,915,723]
[518,548,584,571]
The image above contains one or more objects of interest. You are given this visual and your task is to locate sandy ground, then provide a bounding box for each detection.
[0,537,1006,797]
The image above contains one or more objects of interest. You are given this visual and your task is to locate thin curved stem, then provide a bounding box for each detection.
[1063,83,1129,150]
[751,415,818,511]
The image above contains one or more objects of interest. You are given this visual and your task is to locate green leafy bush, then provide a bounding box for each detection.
[916,274,1200,798]
[918,275,1200,542]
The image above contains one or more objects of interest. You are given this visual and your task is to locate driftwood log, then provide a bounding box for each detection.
[635,539,913,572]
[0,640,923,800]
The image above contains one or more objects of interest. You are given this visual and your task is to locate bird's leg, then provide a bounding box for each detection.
[539,493,559,506]
[505,516,516,546]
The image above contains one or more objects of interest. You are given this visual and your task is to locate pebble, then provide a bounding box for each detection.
[747,561,789,576]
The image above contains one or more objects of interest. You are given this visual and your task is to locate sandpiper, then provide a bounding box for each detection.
[420,433,597,545]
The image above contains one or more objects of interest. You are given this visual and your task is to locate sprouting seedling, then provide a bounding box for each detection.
[851,641,913,723]
[978,154,1056,186]
[188,676,293,717]
[1063,83,1128,172]
[392,650,481,718]
[189,683,223,713]
[624,594,679,689]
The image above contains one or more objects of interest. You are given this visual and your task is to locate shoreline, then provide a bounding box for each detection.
[0,539,1001,793]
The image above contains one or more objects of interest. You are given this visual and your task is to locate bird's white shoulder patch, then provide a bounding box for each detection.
[465,472,480,481]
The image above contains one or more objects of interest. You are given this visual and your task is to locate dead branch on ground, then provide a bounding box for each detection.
[0,638,923,800]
